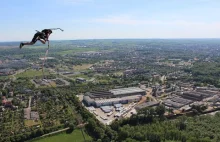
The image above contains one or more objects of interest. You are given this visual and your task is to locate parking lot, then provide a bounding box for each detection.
[85,102,137,125]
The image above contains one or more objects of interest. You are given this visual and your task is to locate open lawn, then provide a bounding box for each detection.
[0,76,9,80]
[58,47,99,55]
[15,69,49,78]
[73,64,93,71]
[25,120,41,127]
[50,81,57,87]
[69,74,90,80]
[114,71,123,76]
[31,129,91,142]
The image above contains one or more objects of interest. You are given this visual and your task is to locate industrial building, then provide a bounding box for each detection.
[181,91,213,101]
[163,91,215,109]
[100,106,114,113]
[110,87,146,97]
[135,101,159,110]
[83,87,145,107]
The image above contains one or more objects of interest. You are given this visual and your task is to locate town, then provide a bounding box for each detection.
[1,39,220,142]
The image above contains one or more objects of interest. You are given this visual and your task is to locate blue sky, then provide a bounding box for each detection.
[1,0,220,41]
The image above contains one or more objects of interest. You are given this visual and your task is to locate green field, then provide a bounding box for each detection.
[73,64,93,71]
[31,129,91,142]
[24,120,41,127]
[0,76,9,80]
[15,69,49,78]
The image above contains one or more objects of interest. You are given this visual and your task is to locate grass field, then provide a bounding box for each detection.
[114,71,123,76]
[69,74,90,80]
[15,69,49,78]
[0,76,9,80]
[73,64,93,71]
[58,47,99,55]
[24,120,41,127]
[32,129,91,142]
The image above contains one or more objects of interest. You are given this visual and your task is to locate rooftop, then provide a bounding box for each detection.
[110,87,145,96]
[135,101,159,110]
[114,104,122,108]
[95,95,142,104]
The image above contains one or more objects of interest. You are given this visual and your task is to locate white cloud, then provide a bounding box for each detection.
[91,15,219,26]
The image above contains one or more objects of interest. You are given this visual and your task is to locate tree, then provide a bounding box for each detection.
[69,122,75,131]
[94,127,105,139]
[155,105,165,117]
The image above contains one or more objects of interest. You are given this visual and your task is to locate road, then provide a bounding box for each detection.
[24,96,32,119]
[11,69,25,81]
[2,82,7,90]
[28,96,32,108]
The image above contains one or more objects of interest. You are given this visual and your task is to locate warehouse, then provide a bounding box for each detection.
[181,91,212,101]
[95,95,142,107]
[87,91,114,99]
[95,98,121,107]
[171,97,192,105]
[100,106,113,113]
[110,87,146,97]
[83,96,95,106]
[135,101,159,110]
[83,94,142,107]
[83,87,145,107]
[163,100,185,109]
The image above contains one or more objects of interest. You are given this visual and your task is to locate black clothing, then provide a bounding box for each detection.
[31,29,52,43]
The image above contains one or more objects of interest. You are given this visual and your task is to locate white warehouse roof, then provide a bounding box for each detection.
[95,98,121,104]
[110,87,145,96]
[95,95,142,104]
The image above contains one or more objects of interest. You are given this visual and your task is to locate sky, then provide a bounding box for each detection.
[1,0,220,41]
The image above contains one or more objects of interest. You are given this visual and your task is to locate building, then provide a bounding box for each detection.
[84,95,142,107]
[163,100,184,109]
[110,87,146,97]
[162,95,194,109]
[100,106,113,113]
[0,69,15,76]
[76,77,86,83]
[30,111,39,120]
[2,97,13,108]
[114,104,122,108]
[135,101,159,110]
[83,87,145,107]
[181,91,212,101]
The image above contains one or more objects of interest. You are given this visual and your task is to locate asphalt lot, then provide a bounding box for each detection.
[85,102,138,125]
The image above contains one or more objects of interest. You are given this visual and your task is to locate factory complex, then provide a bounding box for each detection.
[83,87,145,107]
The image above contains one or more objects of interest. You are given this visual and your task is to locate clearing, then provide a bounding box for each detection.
[15,69,49,78]
[25,120,41,127]
[73,64,93,71]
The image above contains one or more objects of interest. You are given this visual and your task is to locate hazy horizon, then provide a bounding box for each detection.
[0,38,220,42]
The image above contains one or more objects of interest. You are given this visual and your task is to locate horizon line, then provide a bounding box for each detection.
[1,38,220,42]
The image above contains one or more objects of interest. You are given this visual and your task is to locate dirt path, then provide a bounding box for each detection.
[38,123,87,138]
[39,128,70,138]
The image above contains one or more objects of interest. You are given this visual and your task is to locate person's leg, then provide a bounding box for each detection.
[22,41,35,45]
[20,33,39,49]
